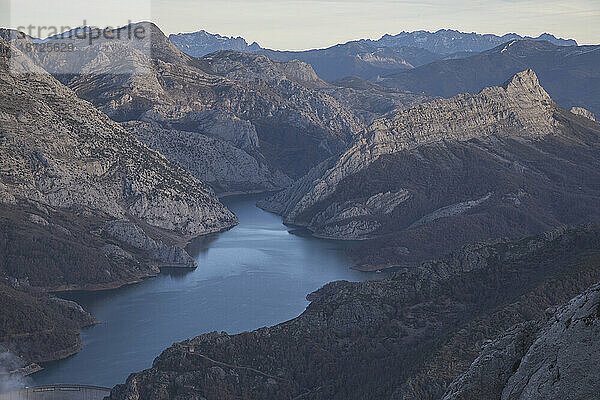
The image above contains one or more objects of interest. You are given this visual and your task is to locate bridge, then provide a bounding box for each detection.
[0,385,111,400]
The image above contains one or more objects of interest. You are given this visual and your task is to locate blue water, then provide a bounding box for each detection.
[33,194,376,388]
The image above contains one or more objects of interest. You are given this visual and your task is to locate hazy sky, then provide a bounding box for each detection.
[3,0,599,49]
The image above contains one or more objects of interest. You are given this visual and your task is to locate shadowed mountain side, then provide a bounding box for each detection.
[108,225,600,400]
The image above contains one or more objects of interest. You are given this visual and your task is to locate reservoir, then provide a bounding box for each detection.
[33,194,375,388]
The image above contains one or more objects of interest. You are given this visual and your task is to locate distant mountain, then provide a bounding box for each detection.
[379,39,600,117]
[169,29,577,82]
[256,42,440,81]
[169,30,261,57]
[371,29,577,54]
[259,70,600,268]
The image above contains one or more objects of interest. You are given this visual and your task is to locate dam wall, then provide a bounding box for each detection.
[0,385,110,400]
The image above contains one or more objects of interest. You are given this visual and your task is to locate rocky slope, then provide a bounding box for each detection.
[322,76,434,123]
[13,23,364,181]
[259,70,600,268]
[123,121,292,194]
[379,40,600,117]
[108,225,600,400]
[443,282,600,400]
[0,33,236,366]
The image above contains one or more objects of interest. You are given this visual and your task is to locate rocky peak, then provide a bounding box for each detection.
[571,106,596,121]
[169,29,261,58]
[499,69,551,101]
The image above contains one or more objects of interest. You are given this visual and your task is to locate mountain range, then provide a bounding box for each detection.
[170,29,577,81]
[379,39,600,117]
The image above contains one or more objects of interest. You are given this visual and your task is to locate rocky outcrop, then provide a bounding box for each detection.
[104,220,196,268]
[571,106,596,121]
[307,190,411,239]
[123,121,291,194]
[443,283,600,400]
[108,225,600,400]
[260,70,600,266]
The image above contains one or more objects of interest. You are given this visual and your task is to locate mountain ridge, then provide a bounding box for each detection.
[259,70,600,268]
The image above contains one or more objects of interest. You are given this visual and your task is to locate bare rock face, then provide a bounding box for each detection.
[0,35,236,238]
[443,283,600,400]
[123,121,291,194]
[260,70,600,266]
[104,220,197,268]
[570,106,596,121]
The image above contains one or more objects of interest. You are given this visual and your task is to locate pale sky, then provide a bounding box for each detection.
[2,0,599,49]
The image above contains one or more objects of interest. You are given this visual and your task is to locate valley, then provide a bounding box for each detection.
[0,15,599,400]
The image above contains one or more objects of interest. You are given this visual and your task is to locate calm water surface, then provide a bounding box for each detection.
[33,194,377,387]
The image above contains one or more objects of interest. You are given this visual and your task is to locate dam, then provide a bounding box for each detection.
[0,385,111,400]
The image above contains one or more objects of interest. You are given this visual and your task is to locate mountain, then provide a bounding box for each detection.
[108,224,600,400]
[0,32,236,367]
[371,29,577,54]
[379,40,600,117]
[16,22,365,182]
[443,282,600,400]
[259,70,600,269]
[169,29,576,82]
[169,30,261,57]
[0,283,95,367]
[256,42,441,81]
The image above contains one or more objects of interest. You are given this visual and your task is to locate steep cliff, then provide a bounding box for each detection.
[443,283,600,400]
